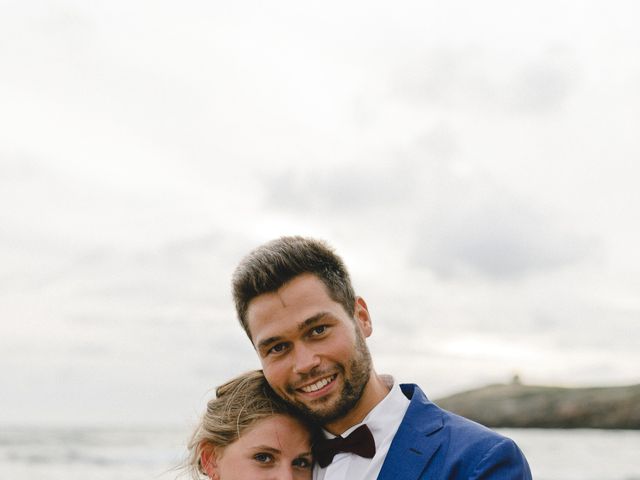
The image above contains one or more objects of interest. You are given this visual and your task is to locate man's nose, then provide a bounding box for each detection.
[292,344,320,374]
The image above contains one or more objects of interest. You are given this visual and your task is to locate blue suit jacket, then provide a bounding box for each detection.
[377,384,532,480]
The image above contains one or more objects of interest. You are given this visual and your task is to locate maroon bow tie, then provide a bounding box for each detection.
[314,424,376,468]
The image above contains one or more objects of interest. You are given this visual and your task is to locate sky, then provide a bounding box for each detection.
[1,0,639,427]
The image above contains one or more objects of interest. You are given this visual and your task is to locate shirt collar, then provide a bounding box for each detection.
[322,375,410,444]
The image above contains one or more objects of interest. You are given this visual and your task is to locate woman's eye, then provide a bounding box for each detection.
[293,456,312,469]
[254,452,274,463]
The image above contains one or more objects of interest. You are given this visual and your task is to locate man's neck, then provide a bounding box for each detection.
[324,371,391,435]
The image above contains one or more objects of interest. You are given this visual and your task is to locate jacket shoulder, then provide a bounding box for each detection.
[396,384,532,479]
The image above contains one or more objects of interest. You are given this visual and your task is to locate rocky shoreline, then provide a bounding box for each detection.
[435,381,640,429]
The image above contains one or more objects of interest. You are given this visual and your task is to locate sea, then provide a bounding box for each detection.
[0,426,638,479]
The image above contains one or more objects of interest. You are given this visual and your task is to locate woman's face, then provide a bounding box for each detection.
[204,414,313,480]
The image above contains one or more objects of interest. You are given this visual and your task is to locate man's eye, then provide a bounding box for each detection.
[310,325,326,336]
[268,343,288,355]
[293,456,312,469]
[254,452,274,463]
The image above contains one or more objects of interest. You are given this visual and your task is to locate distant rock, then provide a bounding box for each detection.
[435,382,640,429]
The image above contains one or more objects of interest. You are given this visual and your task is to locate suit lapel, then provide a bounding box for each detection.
[376,384,445,480]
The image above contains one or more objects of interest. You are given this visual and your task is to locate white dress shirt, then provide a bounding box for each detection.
[313,378,410,480]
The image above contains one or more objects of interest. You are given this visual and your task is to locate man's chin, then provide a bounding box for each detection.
[293,397,354,425]
[295,395,334,413]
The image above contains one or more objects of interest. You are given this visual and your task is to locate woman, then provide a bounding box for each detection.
[186,370,316,480]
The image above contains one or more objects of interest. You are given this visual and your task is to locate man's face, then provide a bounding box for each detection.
[246,273,373,429]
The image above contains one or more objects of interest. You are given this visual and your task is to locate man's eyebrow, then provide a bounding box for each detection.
[298,312,331,332]
[257,335,284,352]
[257,312,333,351]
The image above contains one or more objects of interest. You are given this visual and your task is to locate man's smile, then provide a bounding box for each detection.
[295,374,338,396]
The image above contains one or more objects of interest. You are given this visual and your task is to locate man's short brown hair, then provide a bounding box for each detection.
[232,236,356,338]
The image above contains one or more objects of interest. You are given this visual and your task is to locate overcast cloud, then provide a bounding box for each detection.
[1,0,639,427]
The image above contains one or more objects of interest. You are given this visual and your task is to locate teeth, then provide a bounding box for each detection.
[301,376,334,393]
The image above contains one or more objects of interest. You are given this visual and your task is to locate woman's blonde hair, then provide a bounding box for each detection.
[186,370,312,479]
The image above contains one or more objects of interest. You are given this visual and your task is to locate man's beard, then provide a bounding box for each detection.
[285,331,372,425]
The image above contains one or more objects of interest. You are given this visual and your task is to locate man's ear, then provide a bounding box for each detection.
[200,444,220,480]
[354,297,373,337]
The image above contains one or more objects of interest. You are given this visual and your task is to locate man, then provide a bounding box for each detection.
[232,236,532,479]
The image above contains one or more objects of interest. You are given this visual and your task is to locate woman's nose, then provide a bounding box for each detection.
[267,466,296,480]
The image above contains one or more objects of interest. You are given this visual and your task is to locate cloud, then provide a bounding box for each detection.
[46,231,242,302]
[393,46,580,115]
[510,47,580,114]
[263,160,418,213]
[411,188,598,279]
[259,135,599,284]
[0,151,45,181]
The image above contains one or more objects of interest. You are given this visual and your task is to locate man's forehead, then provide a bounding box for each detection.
[246,276,338,340]
[246,288,287,321]
[249,274,329,312]
[247,292,312,332]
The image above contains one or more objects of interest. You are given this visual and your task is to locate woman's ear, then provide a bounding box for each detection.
[200,444,220,480]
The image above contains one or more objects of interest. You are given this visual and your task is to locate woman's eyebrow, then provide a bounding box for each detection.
[249,446,313,458]
[249,445,280,454]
